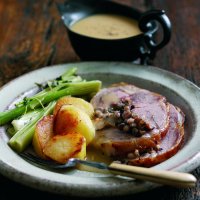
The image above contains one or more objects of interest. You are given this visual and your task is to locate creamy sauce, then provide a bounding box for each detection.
[70,14,141,39]
[77,146,112,173]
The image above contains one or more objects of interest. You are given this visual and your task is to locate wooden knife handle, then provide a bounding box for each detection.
[108,162,197,188]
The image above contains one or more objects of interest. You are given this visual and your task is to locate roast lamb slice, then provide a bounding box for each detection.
[90,83,185,165]
[91,83,170,139]
[127,104,185,167]
[91,127,161,158]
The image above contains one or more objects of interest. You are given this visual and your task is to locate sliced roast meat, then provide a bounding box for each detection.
[90,83,185,167]
[127,104,185,167]
[91,127,161,159]
[91,83,169,137]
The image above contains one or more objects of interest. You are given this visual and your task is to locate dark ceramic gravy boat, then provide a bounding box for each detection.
[57,0,171,63]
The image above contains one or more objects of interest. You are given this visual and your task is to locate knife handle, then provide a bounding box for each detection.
[108,162,197,188]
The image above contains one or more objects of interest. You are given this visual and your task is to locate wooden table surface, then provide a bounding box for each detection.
[0,0,200,199]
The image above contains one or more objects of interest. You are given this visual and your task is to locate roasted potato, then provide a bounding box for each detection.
[43,133,86,164]
[54,105,95,145]
[53,96,94,118]
[32,115,54,159]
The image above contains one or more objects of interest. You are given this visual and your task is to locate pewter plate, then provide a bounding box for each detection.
[0,62,200,197]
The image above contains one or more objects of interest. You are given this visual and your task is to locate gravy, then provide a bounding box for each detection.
[77,146,112,173]
[70,14,141,39]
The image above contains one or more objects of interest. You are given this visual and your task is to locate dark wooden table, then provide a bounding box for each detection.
[0,0,200,199]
